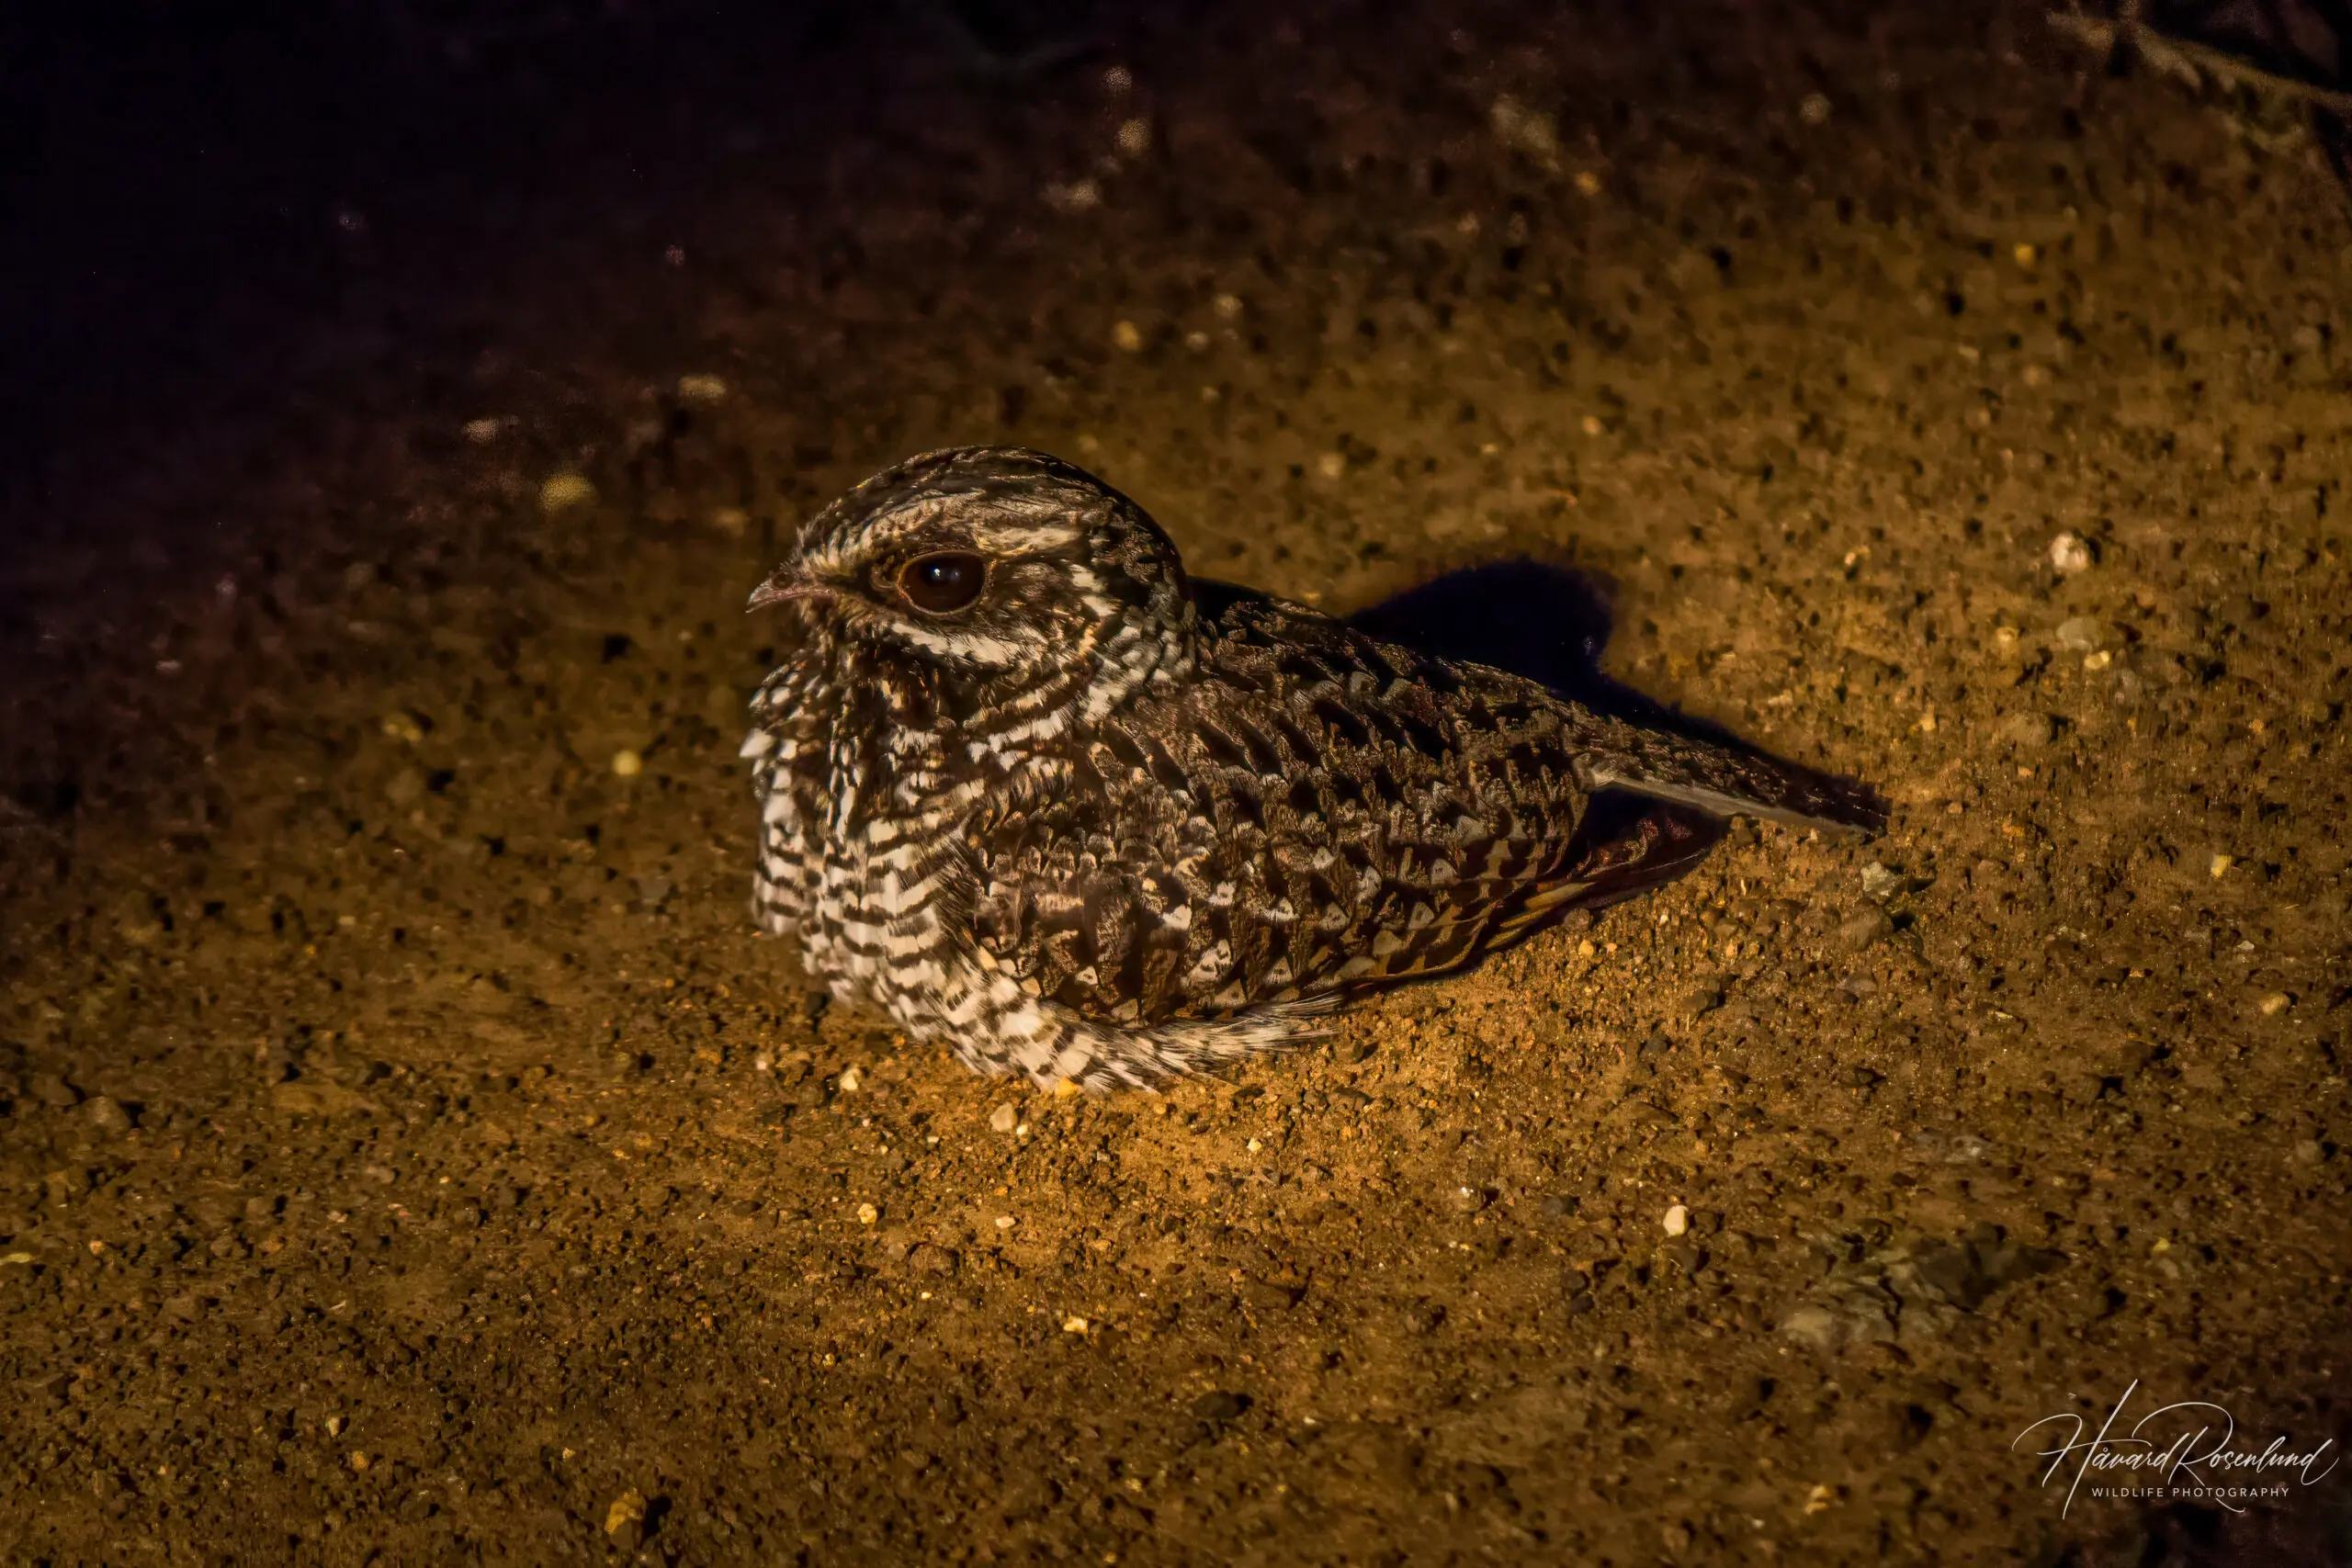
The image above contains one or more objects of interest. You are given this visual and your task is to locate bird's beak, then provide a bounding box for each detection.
[747,574,830,612]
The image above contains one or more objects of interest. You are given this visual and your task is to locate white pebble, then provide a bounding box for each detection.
[1315,452,1346,479]
[995,1214,1016,1230]
[837,1066,861,1094]
[540,473,597,514]
[855,1202,877,1225]
[1061,1314,1090,1334]
[675,374,729,405]
[1213,293,1243,320]
[1488,96,1559,164]
[610,750,643,778]
[1798,93,1832,125]
[2209,853,2233,879]
[1116,118,1152,157]
[1663,1203,1690,1236]
[2055,616,2107,652]
[989,1102,1018,1134]
[2049,532,2093,575]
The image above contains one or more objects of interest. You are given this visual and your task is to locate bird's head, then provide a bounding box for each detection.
[750,447,1198,709]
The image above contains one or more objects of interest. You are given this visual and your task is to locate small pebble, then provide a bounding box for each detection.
[2258,993,2290,1016]
[989,1103,1019,1134]
[31,1074,81,1109]
[837,1067,862,1093]
[539,473,596,514]
[1053,1077,1082,1100]
[1043,179,1102,213]
[462,418,503,445]
[1663,1203,1690,1237]
[1797,92,1832,125]
[1102,64,1133,94]
[2055,616,2109,652]
[710,506,749,536]
[995,1214,1016,1230]
[2210,853,2233,879]
[1115,118,1151,156]
[1111,320,1145,353]
[1062,1314,1090,1334]
[610,750,643,778]
[1573,169,1602,197]
[1838,908,1892,952]
[1191,1390,1249,1422]
[1999,711,2056,749]
[2048,532,2093,575]
[855,1202,878,1225]
[1488,96,1559,164]
[604,1488,648,1542]
[1860,863,1901,900]
[1213,293,1243,320]
[1680,984,1725,1016]
[675,373,729,405]
[1315,452,1346,479]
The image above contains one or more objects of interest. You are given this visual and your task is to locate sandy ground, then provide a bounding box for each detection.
[4,3,2350,1563]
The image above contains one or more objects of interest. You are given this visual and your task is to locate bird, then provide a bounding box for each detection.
[742,446,1883,1089]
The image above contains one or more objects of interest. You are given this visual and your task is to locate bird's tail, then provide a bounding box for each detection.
[1576,717,1886,836]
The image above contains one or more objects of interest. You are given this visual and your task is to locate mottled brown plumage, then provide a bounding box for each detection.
[745,446,1881,1088]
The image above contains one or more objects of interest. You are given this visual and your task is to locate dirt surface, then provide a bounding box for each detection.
[5,3,2351,1563]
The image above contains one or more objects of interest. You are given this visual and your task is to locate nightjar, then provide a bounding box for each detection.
[744,446,1882,1089]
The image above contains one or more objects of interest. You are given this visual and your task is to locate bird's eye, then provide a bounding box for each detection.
[897,551,989,614]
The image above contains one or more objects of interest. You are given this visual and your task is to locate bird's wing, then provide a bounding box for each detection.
[967,596,1609,1025]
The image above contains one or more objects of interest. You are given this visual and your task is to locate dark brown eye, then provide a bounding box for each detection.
[897,551,989,614]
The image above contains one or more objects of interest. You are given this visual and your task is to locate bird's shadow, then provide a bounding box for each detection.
[1194,557,1749,752]
[1342,557,1749,750]
[1340,558,1762,864]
